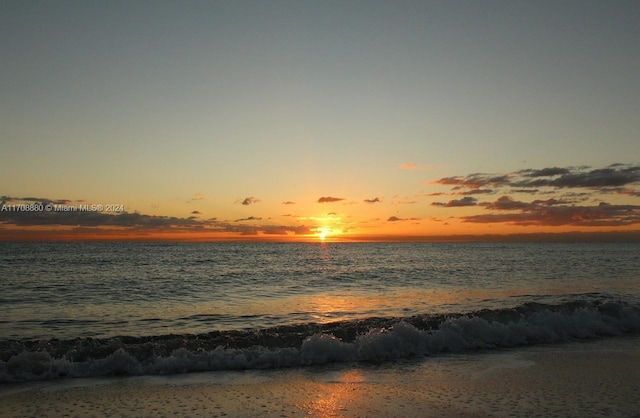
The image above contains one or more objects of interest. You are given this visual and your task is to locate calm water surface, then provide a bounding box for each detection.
[1,242,638,340]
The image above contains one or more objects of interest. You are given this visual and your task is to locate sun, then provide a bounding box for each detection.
[318,228,328,241]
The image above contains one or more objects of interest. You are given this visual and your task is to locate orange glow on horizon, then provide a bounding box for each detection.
[1,224,639,243]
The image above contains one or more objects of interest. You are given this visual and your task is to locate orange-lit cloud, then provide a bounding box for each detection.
[428,164,640,228]
[617,188,640,197]
[3,163,639,242]
[399,163,417,170]
[0,197,312,240]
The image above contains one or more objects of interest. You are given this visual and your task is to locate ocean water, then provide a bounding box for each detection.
[1,242,639,383]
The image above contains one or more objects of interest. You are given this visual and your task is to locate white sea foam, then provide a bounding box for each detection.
[1,301,638,383]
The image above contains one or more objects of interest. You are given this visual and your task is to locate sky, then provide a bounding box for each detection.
[1,0,639,241]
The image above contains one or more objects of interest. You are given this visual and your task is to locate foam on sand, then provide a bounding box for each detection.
[1,336,638,417]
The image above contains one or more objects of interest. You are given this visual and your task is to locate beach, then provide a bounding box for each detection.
[2,335,638,418]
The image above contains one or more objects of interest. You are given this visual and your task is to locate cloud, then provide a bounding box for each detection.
[449,194,640,227]
[235,216,262,222]
[459,189,494,195]
[261,225,311,235]
[431,174,510,190]
[0,196,313,238]
[364,197,381,203]
[317,196,344,203]
[282,201,296,205]
[510,189,541,194]
[0,209,205,229]
[479,196,579,211]
[188,192,206,203]
[191,210,201,215]
[462,202,640,227]
[513,165,640,189]
[431,197,478,207]
[617,188,640,197]
[426,163,640,228]
[387,216,420,222]
[480,196,532,211]
[416,192,446,197]
[399,163,417,170]
[222,223,311,236]
[1,195,80,205]
[432,164,640,194]
[429,163,640,230]
[240,197,260,205]
[518,167,571,177]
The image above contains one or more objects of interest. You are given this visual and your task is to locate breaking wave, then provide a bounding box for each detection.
[1,299,639,383]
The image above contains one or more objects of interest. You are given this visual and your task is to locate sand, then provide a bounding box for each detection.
[1,336,639,418]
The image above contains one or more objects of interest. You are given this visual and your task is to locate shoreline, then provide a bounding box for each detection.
[1,335,639,417]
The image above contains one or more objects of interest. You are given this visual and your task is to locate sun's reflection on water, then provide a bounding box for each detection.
[299,369,366,417]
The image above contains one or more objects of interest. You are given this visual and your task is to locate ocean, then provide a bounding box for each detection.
[1,241,639,383]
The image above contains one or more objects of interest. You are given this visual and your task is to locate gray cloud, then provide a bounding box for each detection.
[240,197,260,205]
[386,216,420,222]
[463,202,640,227]
[1,195,81,205]
[431,197,478,207]
[0,197,312,237]
[514,166,640,189]
[459,189,494,195]
[0,210,203,229]
[518,167,571,177]
[432,164,640,193]
[317,196,344,203]
[432,174,510,190]
[235,216,262,222]
[429,164,640,229]
[432,164,640,194]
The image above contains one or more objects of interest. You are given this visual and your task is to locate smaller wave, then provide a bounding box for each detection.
[1,299,638,383]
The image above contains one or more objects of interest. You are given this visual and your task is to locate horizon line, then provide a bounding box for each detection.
[1,230,639,243]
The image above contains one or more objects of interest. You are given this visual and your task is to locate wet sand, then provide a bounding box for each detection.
[1,336,638,417]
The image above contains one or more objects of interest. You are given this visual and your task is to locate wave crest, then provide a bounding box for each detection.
[1,300,638,382]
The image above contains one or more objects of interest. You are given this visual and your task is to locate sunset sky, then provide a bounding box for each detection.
[1,1,639,241]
